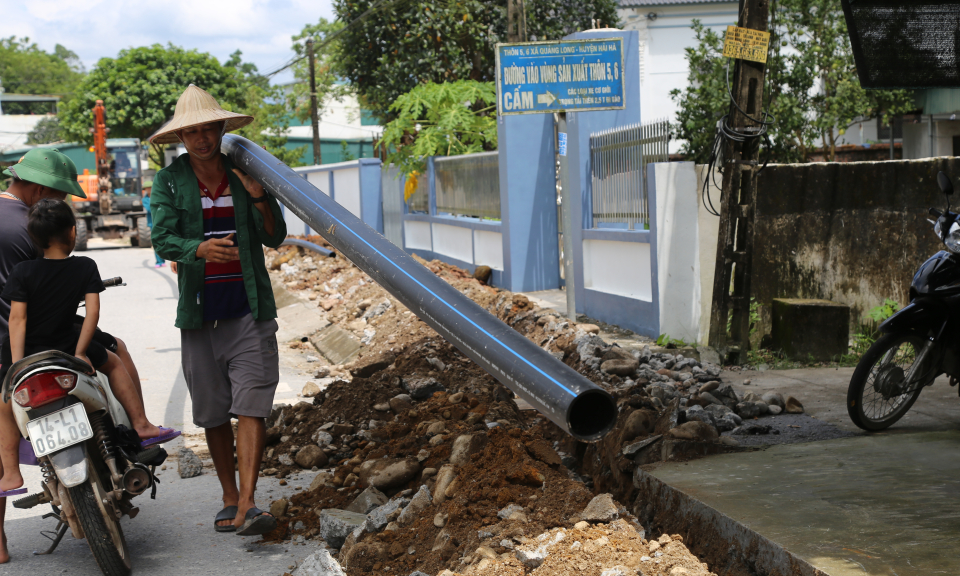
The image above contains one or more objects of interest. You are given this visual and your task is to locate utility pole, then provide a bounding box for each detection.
[507,0,527,42]
[708,0,770,361]
[307,38,322,166]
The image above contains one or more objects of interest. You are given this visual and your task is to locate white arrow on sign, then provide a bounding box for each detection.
[537,91,558,106]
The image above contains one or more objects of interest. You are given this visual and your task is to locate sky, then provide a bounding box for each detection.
[2,0,336,85]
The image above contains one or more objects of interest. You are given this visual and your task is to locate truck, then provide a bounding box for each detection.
[72,100,150,251]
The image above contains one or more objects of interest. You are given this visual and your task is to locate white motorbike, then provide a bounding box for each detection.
[1,277,166,576]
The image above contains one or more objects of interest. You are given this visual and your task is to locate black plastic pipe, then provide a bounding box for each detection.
[223,135,616,441]
[281,238,336,258]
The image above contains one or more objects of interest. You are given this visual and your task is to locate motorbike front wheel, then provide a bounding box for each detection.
[69,479,131,576]
[848,332,929,431]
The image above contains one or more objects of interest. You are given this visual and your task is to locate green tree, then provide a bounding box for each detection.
[329,0,620,121]
[58,44,249,167]
[379,80,497,177]
[0,37,84,113]
[672,1,914,164]
[25,116,62,145]
[235,83,307,167]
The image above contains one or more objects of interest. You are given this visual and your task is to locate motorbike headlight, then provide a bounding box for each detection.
[946,222,960,254]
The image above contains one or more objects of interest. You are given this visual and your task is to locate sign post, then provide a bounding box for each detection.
[496,38,625,320]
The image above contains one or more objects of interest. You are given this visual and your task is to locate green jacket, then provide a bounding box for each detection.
[151,154,287,330]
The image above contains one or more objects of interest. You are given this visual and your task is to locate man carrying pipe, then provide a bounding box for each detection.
[149,85,287,535]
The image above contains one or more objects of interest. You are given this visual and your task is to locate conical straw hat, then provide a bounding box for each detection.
[149,84,253,144]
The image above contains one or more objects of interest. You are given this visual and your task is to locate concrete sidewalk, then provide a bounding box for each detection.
[650,366,960,576]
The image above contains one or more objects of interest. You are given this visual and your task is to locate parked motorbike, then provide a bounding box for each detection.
[848,171,960,431]
[0,277,166,576]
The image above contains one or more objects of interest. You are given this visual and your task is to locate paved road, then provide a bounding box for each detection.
[0,241,320,576]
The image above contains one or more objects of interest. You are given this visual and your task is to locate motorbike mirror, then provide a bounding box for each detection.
[938,171,955,196]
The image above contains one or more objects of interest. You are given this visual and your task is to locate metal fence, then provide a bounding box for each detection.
[381,164,405,247]
[589,119,669,229]
[434,152,501,219]
[405,169,430,214]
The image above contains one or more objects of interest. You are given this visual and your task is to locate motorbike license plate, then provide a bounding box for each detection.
[26,406,93,457]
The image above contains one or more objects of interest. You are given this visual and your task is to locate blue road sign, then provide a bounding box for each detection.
[558,132,568,156]
[496,38,625,116]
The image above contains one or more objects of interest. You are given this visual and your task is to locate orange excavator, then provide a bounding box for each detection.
[72,100,150,250]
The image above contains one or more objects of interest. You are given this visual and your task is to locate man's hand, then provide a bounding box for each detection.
[196,233,240,263]
[170,262,178,274]
[232,168,265,199]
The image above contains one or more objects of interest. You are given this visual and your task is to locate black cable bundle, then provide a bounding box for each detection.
[701,60,775,217]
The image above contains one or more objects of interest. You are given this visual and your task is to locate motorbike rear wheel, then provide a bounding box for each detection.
[69,478,131,576]
[848,332,929,431]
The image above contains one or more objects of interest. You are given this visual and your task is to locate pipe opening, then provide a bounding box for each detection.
[568,389,618,441]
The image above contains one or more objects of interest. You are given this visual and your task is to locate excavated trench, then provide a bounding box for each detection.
[261,240,820,576]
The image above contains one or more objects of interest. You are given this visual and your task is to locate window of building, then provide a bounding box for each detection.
[877,116,904,140]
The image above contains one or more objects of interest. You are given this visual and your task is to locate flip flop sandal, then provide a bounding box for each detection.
[215,505,238,533]
[236,507,277,536]
[140,426,182,448]
[0,488,27,498]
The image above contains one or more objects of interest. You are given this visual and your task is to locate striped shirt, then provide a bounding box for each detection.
[200,175,250,322]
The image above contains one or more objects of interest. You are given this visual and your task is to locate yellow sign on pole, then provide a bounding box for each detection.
[722,26,770,64]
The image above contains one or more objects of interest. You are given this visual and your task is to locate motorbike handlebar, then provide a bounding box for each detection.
[103,277,123,288]
[930,208,943,218]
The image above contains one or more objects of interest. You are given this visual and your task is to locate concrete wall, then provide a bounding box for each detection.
[292,158,382,235]
[749,157,960,335]
[696,165,721,344]
[652,162,701,343]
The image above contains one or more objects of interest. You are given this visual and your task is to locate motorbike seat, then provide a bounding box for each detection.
[1,350,96,403]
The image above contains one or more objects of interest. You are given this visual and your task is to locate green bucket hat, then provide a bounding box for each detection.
[2,148,87,198]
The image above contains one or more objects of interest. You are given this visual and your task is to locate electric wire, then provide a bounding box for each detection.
[701,56,775,217]
[264,0,411,78]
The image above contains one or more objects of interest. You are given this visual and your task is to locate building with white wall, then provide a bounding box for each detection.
[618,0,738,153]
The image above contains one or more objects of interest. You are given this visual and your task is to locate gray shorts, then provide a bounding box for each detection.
[180,314,280,428]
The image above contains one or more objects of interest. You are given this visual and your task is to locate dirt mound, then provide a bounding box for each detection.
[260,240,797,576]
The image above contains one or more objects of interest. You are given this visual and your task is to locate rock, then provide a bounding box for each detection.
[497,504,524,519]
[785,396,804,414]
[684,405,715,427]
[736,401,769,419]
[177,448,203,479]
[578,323,601,334]
[426,357,447,371]
[296,445,329,469]
[620,409,656,444]
[358,458,420,490]
[449,434,488,467]
[389,394,414,414]
[425,421,447,436]
[434,512,449,528]
[448,392,464,404]
[365,498,408,532]
[266,427,282,446]
[346,487,388,515]
[429,435,444,447]
[743,392,763,403]
[699,391,722,406]
[601,358,640,376]
[310,472,335,491]
[704,403,734,419]
[524,439,562,466]
[270,499,289,519]
[699,381,720,394]
[601,567,633,576]
[762,392,785,409]
[278,453,294,467]
[473,265,492,283]
[515,548,548,569]
[402,377,446,400]
[719,436,740,447]
[358,299,373,310]
[362,300,391,319]
[302,381,322,398]
[313,430,334,446]
[350,351,397,379]
[622,435,662,456]
[397,485,432,525]
[580,493,619,523]
[667,421,719,442]
[433,465,457,504]
[373,402,391,412]
[292,548,346,576]
[318,509,367,548]
[768,405,783,415]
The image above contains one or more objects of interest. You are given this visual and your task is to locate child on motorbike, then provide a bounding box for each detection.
[0,199,180,495]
